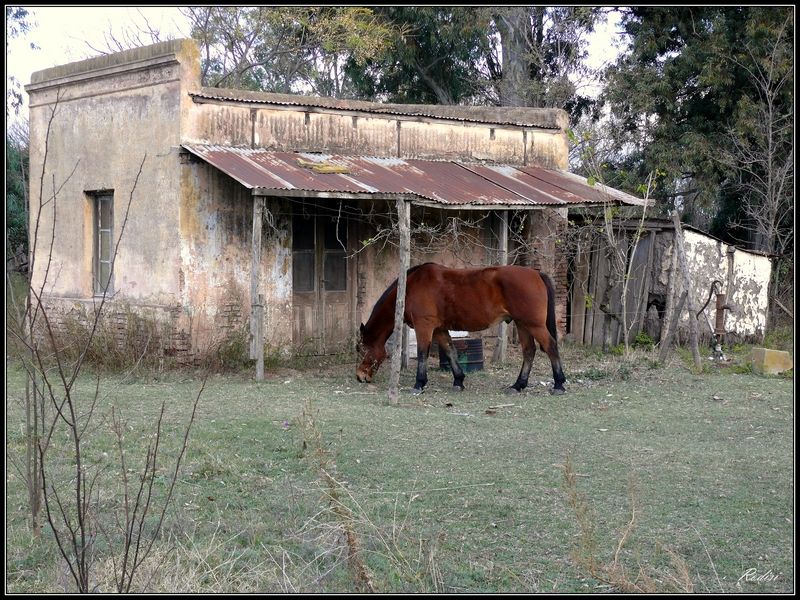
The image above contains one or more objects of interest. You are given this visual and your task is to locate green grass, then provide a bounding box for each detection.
[5,344,794,593]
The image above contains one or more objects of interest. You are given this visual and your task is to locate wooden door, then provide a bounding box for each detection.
[292,207,354,354]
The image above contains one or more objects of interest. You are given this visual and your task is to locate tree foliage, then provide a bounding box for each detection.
[490,6,603,117]
[7,6,37,116]
[343,7,495,105]
[6,122,29,255]
[182,6,398,97]
[600,6,793,253]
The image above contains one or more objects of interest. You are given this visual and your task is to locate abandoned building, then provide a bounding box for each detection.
[25,39,767,368]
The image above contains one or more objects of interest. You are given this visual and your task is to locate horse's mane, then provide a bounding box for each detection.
[364,263,429,329]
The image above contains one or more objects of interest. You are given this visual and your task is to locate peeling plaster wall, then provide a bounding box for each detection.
[672,230,770,341]
[727,249,770,338]
[180,160,292,352]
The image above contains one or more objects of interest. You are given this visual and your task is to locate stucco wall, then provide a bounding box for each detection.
[179,159,292,352]
[677,230,770,340]
[727,248,770,339]
[26,40,200,306]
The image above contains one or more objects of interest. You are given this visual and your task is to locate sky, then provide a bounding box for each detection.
[7,6,624,124]
[6,6,190,123]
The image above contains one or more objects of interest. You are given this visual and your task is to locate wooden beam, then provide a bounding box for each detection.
[388,198,410,403]
[571,232,589,343]
[250,195,265,380]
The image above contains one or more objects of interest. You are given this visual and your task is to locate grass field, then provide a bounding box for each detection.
[5,343,794,593]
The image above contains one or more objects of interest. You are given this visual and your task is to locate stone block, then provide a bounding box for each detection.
[751,347,793,375]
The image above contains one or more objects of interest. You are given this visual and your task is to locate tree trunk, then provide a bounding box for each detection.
[671,212,703,371]
[495,7,530,107]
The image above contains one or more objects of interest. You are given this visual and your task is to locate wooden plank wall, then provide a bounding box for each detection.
[569,229,659,347]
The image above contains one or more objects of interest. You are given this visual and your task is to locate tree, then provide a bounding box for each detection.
[7,120,29,255]
[8,92,205,590]
[489,6,604,119]
[183,6,397,97]
[6,6,38,115]
[344,7,494,105]
[718,9,793,257]
[600,6,793,247]
[343,7,604,117]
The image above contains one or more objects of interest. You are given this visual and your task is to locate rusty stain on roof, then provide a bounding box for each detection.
[181,145,647,208]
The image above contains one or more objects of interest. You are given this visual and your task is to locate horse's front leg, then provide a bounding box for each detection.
[433,328,465,391]
[413,326,434,394]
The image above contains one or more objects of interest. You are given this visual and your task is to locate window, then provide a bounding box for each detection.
[291,210,348,293]
[93,193,114,295]
[292,213,315,292]
[322,216,347,291]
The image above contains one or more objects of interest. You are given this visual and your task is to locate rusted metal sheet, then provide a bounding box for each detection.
[190,88,566,130]
[521,166,648,206]
[182,144,645,208]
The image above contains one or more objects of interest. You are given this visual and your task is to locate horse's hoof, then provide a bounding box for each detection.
[452,385,465,392]
[411,388,425,396]
[505,386,521,395]
[550,387,566,396]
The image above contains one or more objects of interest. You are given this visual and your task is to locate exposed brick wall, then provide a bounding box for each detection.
[522,209,569,338]
[38,298,199,365]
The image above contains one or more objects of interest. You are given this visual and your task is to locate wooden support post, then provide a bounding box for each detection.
[255,294,264,381]
[492,210,509,364]
[388,198,410,403]
[671,211,703,371]
[250,195,265,381]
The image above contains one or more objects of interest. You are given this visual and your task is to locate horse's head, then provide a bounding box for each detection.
[356,322,386,383]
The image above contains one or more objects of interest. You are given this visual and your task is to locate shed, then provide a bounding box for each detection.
[568,218,773,348]
[25,39,648,366]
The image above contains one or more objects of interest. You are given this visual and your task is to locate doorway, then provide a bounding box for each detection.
[292,202,355,354]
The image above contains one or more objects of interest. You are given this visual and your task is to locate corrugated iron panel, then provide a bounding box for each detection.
[519,166,647,206]
[182,144,645,208]
[189,89,564,130]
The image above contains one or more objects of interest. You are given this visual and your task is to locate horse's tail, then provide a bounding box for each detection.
[540,272,558,344]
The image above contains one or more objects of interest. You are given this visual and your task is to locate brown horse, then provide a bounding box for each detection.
[356,263,566,394]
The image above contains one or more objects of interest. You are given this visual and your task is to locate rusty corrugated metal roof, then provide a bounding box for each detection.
[190,88,567,130]
[181,145,648,208]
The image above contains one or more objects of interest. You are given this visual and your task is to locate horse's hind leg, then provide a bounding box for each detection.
[433,329,465,391]
[532,325,566,394]
[510,326,536,392]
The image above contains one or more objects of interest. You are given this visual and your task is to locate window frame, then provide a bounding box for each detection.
[91,192,114,296]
